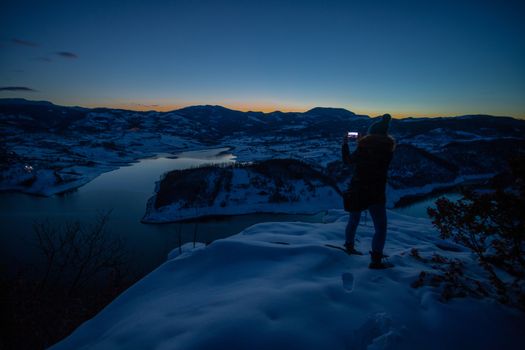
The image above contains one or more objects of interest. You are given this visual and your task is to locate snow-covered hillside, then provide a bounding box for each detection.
[143,159,341,222]
[51,210,524,350]
[1,99,524,200]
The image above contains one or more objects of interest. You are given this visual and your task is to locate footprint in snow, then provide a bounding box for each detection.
[342,272,354,292]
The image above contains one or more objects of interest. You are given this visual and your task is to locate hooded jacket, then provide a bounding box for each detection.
[342,134,395,210]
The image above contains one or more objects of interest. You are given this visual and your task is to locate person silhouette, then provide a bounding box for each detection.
[341,114,395,269]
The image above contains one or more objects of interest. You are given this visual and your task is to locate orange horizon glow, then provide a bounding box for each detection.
[63,100,525,120]
[80,101,433,118]
[102,103,308,114]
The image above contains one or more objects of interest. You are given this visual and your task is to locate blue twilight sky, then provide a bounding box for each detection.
[0,0,524,117]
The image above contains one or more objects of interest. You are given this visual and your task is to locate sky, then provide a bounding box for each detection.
[0,0,524,118]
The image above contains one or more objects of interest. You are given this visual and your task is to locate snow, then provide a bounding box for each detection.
[386,173,496,207]
[3,104,519,201]
[247,115,266,124]
[51,210,524,350]
[142,164,341,223]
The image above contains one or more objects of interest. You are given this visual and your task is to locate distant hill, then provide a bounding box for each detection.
[304,107,359,118]
[0,98,56,106]
[1,98,524,200]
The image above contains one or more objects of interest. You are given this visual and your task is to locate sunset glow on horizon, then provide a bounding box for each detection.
[53,98,525,119]
[1,0,524,119]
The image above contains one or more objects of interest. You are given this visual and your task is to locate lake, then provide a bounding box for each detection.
[0,148,322,275]
[393,192,463,218]
[0,147,458,276]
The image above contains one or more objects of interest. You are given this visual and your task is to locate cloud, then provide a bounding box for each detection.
[0,86,37,92]
[12,38,38,47]
[55,51,78,59]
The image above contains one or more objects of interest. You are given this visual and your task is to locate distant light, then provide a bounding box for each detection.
[24,165,33,173]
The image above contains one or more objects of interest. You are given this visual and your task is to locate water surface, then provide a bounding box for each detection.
[1,147,462,275]
[394,193,463,218]
[0,148,321,274]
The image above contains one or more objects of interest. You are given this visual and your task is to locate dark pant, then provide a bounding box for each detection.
[345,204,387,254]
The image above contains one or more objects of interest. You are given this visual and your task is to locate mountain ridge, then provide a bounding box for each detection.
[0,98,521,120]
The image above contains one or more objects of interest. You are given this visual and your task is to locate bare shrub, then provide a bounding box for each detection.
[33,211,126,295]
[2,212,135,349]
[427,156,525,310]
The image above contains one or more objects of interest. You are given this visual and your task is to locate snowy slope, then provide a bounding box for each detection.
[51,210,524,350]
[143,159,342,222]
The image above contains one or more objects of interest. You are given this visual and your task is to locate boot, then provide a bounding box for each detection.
[344,242,363,255]
[369,251,393,269]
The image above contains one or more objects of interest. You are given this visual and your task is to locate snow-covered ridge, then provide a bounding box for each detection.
[1,99,524,198]
[50,210,524,349]
[143,159,342,223]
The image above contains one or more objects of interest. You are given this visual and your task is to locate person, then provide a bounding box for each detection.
[341,114,395,269]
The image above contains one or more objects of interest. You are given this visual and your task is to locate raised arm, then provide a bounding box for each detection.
[341,135,357,165]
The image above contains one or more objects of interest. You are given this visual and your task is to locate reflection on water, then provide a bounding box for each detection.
[0,148,321,275]
[393,192,463,219]
[1,146,462,275]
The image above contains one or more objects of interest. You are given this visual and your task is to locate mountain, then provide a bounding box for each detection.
[392,115,523,140]
[1,99,524,200]
[304,106,358,117]
[0,98,56,106]
[0,98,87,133]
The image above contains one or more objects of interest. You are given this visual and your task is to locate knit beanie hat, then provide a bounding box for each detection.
[368,114,392,135]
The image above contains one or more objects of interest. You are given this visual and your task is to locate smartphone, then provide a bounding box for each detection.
[347,131,359,139]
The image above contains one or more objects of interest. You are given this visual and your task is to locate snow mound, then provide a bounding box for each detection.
[51,210,524,350]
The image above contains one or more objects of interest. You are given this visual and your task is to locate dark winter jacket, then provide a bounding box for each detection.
[342,134,395,210]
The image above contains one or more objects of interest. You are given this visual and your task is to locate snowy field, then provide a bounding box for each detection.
[51,210,524,350]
